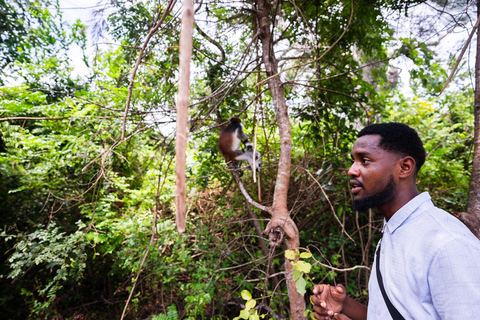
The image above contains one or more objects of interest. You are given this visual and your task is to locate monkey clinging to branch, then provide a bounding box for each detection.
[219,117,261,173]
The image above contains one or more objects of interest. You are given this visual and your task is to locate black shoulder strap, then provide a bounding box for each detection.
[376,242,406,320]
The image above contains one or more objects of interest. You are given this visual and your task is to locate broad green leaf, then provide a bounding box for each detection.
[245,298,256,311]
[239,309,250,319]
[299,252,312,259]
[292,269,301,281]
[295,260,312,274]
[296,275,307,295]
[241,290,252,301]
[285,249,296,260]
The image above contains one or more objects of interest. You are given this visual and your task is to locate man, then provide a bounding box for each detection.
[311,123,480,320]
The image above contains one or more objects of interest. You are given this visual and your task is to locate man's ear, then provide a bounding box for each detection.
[399,156,416,178]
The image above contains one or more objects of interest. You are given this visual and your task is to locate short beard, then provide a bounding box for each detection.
[352,175,396,212]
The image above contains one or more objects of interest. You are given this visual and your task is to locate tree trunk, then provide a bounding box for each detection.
[464,0,480,237]
[254,1,306,319]
[175,0,194,233]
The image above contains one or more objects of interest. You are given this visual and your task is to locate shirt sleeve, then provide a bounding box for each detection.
[428,237,480,319]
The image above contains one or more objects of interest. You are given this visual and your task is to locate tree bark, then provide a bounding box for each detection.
[465,0,480,238]
[175,0,194,233]
[254,1,306,319]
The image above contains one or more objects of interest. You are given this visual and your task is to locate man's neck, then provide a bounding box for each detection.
[379,188,419,221]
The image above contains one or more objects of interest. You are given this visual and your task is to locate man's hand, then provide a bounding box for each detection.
[311,284,347,320]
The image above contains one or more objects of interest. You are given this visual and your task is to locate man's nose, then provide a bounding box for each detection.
[348,162,359,177]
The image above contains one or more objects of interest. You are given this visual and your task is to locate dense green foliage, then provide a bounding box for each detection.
[0,0,475,319]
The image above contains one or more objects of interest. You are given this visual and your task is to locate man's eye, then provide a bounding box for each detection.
[361,158,370,164]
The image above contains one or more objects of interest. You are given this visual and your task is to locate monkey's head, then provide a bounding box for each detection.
[230,117,242,124]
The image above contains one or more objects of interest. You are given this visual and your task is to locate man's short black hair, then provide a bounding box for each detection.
[358,122,426,173]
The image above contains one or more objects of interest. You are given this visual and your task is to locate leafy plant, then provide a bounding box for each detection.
[152,305,179,320]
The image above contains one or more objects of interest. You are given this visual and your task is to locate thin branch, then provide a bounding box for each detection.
[254,0,354,88]
[310,252,370,273]
[120,208,158,320]
[228,163,272,214]
[285,81,367,111]
[121,0,177,141]
[0,116,119,122]
[438,15,480,96]
[303,168,355,243]
[195,23,225,61]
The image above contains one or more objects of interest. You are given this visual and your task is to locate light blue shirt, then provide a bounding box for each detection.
[368,192,480,319]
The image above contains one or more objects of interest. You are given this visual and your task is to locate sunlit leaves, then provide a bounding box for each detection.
[234,290,266,320]
[285,249,313,295]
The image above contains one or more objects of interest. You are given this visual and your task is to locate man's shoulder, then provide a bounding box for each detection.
[414,200,480,246]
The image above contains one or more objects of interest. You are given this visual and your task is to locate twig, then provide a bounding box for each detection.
[303,168,355,243]
[120,208,158,320]
[254,0,354,88]
[121,0,177,141]
[308,245,370,272]
[438,16,480,96]
[0,115,118,122]
[228,163,272,214]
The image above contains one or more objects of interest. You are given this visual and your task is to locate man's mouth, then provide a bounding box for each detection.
[350,180,363,195]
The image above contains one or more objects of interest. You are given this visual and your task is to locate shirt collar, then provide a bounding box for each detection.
[383,192,431,234]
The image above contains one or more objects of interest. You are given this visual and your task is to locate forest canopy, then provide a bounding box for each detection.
[0,0,478,319]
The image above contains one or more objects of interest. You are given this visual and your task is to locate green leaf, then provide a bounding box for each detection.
[296,275,307,295]
[285,249,296,260]
[292,269,301,281]
[239,309,250,319]
[299,252,312,259]
[295,260,312,274]
[241,290,252,301]
[245,298,256,311]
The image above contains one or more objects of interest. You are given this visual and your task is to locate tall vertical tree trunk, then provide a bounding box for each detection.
[254,1,306,319]
[449,2,480,237]
[467,0,480,222]
[464,1,480,236]
[175,0,194,233]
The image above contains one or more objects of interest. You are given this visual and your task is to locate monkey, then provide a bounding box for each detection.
[219,117,248,161]
[219,117,261,173]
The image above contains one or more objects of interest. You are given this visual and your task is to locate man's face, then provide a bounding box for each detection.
[348,135,400,211]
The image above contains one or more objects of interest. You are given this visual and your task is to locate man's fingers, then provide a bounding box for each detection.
[312,303,333,316]
[334,284,345,294]
[312,296,326,308]
[334,313,352,320]
[313,284,326,295]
